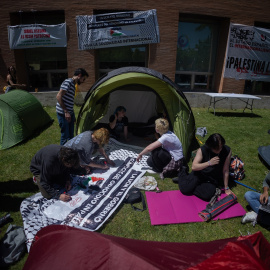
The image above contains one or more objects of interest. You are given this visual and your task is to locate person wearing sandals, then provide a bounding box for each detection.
[136,118,184,179]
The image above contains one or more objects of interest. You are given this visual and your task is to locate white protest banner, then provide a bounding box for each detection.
[76,9,160,50]
[8,23,67,49]
[224,23,270,81]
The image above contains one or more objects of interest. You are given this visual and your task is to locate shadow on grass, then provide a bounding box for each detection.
[0,178,38,212]
[209,112,262,118]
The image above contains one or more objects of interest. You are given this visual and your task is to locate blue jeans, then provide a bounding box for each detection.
[244,191,270,214]
[57,112,75,145]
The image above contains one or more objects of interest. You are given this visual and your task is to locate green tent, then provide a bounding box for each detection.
[0,89,53,150]
[77,67,195,157]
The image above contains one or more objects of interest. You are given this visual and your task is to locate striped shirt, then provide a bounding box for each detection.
[56,78,75,115]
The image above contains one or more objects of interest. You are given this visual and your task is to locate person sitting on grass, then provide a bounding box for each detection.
[108,106,129,141]
[136,118,184,179]
[175,133,232,201]
[30,145,80,202]
[64,128,115,174]
[241,171,270,224]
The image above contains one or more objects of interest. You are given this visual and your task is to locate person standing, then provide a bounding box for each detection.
[56,68,89,145]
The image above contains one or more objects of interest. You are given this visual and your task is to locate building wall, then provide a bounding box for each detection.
[1,0,270,94]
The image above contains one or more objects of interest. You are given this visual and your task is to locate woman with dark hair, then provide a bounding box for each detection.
[5,65,26,93]
[176,133,232,201]
[108,106,129,141]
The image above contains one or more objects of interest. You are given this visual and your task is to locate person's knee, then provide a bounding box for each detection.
[244,191,256,202]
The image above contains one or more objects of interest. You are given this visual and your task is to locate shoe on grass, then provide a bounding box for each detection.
[241,211,257,224]
[172,177,179,183]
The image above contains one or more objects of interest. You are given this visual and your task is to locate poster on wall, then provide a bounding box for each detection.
[76,9,160,50]
[224,23,270,81]
[8,23,67,49]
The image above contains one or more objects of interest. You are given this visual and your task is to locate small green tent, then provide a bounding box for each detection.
[0,90,53,150]
[77,67,195,157]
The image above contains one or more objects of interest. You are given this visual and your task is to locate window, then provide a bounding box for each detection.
[175,17,219,91]
[11,10,67,91]
[94,9,148,78]
[97,45,148,77]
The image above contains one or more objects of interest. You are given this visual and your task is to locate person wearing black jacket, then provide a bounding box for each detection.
[30,145,79,202]
[176,133,232,201]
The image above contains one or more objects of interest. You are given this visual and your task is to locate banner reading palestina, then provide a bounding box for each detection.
[8,23,67,49]
[224,23,270,81]
[76,9,160,50]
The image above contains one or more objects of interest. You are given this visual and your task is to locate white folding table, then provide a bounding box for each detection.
[204,93,261,115]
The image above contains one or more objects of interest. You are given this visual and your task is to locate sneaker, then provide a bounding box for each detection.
[241,211,257,224]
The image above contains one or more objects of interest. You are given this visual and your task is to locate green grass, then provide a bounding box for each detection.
[1,106,270,269]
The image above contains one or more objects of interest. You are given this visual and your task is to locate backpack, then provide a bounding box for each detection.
[0,224,27,267]
[229,155,245,180]
[123,187,146,211]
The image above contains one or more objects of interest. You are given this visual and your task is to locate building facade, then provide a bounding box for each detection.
[1,0,270,95]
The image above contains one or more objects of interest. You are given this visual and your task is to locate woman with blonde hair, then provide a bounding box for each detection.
[64,128,115,174]
[136,118,184,179]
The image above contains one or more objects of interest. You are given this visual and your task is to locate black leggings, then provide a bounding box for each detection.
[178,170,216,202]
[147,147,171,173]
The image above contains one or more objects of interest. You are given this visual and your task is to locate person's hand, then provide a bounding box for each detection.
[100,164,109,170]
[59,193,71,202]
[225,188,233,195]
[107,159,115,166]
[260,192,269,205]
[209,156,220,166]
[65,111,71,122]
[136,154,142,163]
[65,181,72,191]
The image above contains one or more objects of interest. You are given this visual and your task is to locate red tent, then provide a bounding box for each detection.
[23,225,270,270]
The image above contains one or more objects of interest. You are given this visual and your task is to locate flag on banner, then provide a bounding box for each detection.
[8,23,67,49]
[76,9,160,50]
[224,23,270,81]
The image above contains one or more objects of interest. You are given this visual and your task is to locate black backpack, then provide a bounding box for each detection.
[229,155,245,180]
[123,187,146,211]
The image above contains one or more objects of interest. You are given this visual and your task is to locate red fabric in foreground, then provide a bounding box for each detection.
[23,225,270,270]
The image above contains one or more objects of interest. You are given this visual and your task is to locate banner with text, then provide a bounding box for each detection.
[224,23,270,81]
[76,9,160,50]
[8,23,67,49]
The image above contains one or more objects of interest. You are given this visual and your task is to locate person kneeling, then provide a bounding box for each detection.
[136,118,184,179]
[30,145,80,202]
[64,128,115,174]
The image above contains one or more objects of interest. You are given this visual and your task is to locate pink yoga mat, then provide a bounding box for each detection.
[145,190,246,225]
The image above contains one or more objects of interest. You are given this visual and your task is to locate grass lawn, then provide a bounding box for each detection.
[0,106,270,269]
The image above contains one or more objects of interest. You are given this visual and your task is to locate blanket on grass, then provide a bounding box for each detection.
[21,139,148,251]
[146,190,246,225]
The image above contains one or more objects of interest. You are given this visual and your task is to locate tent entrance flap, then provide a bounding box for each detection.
[99,90,159,124]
